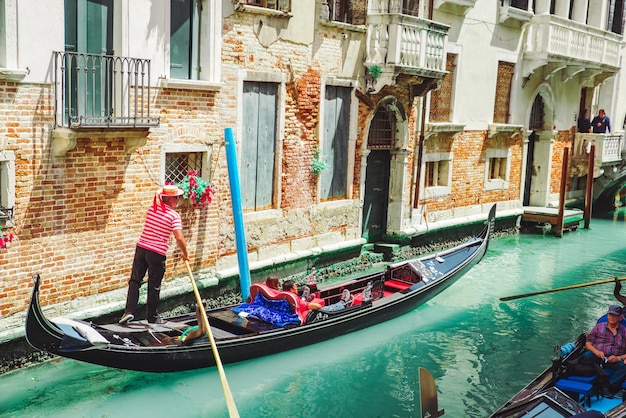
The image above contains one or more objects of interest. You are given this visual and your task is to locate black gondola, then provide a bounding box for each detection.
[25,205,495,373]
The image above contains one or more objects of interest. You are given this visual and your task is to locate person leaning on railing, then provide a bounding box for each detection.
[591,108,612,134]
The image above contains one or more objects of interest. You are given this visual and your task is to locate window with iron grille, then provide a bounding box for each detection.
[165,152,204,184]
[368,106,396,149]
[529,94,544,130]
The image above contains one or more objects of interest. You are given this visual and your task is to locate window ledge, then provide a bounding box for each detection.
[319,19,366,33]
[425,123,465,140]
[499,6,533,24]
[234,3,292,18]
[434,0,477,15]
[0,68,28,82]
[488,123,524,138]
[424,186,451,199]
[51,127,150,157]
[484,179,509,191]
[159,78,224,91]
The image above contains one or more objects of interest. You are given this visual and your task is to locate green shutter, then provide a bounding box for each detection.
[64,0,113,122]
[170,0,193,79]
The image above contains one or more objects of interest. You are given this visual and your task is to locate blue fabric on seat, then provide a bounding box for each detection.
[233,292,301,327]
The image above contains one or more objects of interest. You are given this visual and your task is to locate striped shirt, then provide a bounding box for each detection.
[587,321,626,356]
[136,205,182,256]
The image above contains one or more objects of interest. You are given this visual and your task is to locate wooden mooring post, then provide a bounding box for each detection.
[584,143,595,229]
[554,147,568,237]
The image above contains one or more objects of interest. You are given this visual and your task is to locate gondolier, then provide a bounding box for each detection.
[119,185,190,325]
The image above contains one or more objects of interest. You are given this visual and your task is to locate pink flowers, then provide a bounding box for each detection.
[171,171,215,208]
[0,232,13,249]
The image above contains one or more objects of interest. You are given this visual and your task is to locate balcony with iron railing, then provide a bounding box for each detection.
[522,14,622,81]
[53,51,159,129]
[365,0,449,94]
[51,51,159,156]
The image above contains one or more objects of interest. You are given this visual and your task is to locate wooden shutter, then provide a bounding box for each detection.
[321,86,350,200]
[242,82,278,210]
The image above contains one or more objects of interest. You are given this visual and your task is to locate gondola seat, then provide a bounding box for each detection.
[242,283,326,325]
[555,378,594,406]
[384,279,412,292]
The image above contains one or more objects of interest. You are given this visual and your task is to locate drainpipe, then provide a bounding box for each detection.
[413,0,435,208]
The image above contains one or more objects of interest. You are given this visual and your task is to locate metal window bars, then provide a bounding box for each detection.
[165,152,203,184]
[53,51,159,128]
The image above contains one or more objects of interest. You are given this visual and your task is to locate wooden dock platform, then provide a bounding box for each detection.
[521,206,584,235]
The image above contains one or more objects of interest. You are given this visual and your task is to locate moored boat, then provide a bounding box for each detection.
[25,205,495,373]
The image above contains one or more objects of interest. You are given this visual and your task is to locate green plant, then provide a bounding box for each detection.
[367,65,382,82]
[311,148,327,177]
[172,171,215,208]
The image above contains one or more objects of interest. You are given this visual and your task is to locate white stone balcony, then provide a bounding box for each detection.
[571,133,625,177]
[365,4,449,94]
[522,14,622,80]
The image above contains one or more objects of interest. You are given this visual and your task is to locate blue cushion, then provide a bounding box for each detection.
[568,375,596,384]
[555,379,593,395]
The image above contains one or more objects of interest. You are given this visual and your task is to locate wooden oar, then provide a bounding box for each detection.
[185,260,240,417]
[500,277,626,301]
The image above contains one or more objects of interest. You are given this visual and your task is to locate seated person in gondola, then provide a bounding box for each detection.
[265,276,280,290]
[282,280,322,311]
[321,288,354,312]
[581,304,626,398]
[246,276,281,303]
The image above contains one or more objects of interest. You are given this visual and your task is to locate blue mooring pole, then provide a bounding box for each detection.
[224,127,251,300]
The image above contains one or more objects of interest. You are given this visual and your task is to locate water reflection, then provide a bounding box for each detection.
[2,217,626,417]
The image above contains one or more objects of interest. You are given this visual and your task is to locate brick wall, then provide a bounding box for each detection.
[0,81,230,315]
[551,130,573,194]
[419,130,523,212]
[429,53,456,123]
[494,61,514,124]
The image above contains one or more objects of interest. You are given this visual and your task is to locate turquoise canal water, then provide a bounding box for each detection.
[2,213,626,417]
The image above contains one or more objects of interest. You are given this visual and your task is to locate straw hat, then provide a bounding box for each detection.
[158,185,184,197]
[152,185,184,211]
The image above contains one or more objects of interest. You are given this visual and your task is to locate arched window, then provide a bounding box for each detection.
[529,94,545,130]
[368,105,396,149]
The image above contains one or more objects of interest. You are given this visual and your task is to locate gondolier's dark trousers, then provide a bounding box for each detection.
[125,246,167,323]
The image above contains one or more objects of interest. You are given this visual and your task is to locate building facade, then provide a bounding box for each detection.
[0,0,623,319]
